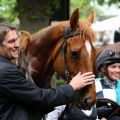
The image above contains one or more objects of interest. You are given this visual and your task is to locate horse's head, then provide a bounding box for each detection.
[53,9,96,110]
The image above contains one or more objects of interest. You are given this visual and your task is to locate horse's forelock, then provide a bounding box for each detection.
[78,21,95,42]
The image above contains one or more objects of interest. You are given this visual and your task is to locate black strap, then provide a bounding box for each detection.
[58,104,73,120]
[108,105,120,119]
[22,50,33,82]
[17,47,21,68]
[17,48,33,82]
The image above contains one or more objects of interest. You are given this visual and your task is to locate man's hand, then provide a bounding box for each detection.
[69,72,95,91]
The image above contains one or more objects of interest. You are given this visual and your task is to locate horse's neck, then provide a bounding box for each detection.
[28,53,55,88]
[29,25,66,88]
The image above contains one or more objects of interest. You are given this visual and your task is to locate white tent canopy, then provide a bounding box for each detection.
[91,15,120,31]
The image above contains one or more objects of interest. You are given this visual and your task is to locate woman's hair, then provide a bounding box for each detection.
[98,64,108,78]
[0,23,16,44]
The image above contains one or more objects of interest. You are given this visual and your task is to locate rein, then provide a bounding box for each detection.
[17,48,33,82]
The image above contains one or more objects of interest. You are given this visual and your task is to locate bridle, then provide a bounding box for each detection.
[17,47,33,82]
[53,25,96,83]
[62,26,81,82]
[17,26,80,83]
[58,26,96,119]
[53,26,81,83]
[17,26,81,84]
[17,26,94,85]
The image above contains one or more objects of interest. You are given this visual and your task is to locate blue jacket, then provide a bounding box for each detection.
[116,80,120,105]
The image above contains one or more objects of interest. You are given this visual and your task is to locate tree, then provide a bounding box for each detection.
[70,0,91,19]
[0,0,18,24]
[0,0,62,32]
[97,0,120,8]
[16,0,62,33]
[0,0,119,32]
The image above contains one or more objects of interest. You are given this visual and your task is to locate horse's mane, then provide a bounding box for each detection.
[31,20,95,45]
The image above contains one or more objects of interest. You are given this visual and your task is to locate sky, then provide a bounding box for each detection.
[103,4,120,16]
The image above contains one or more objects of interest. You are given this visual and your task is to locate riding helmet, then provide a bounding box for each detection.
[96,48,120,72]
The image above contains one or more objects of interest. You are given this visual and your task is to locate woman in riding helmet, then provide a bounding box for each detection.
[95,48,120,120]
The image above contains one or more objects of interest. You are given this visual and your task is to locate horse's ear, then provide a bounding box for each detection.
[19,31,31,54]
[70,8,79,30]
[87,10,94,24]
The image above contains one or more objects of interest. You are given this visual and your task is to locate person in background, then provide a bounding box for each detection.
[101,32,110,47]
[95,48,120,120]
[0,23,95,120]
[114,31,120,43]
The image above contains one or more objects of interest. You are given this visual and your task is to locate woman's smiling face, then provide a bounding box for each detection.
[107,63,120,81]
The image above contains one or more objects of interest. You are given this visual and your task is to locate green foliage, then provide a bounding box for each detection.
[0,0,119,24]
[47,0,61,16]
[51,73,65,87]
[97,0,120,7]
[51,0,60,10]
[0,0,18,24]
[70,0,93,19]
[71,0,90,12]
[0,0,60,24]
[70,0,120,20]
[55,79,65,86]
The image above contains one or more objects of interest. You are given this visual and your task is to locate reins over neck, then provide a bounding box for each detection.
[17,48,33,82]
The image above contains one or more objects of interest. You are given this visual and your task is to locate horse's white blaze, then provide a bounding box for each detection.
[85,40,92,58]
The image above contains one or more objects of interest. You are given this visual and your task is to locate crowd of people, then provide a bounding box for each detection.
[0,23,120,120]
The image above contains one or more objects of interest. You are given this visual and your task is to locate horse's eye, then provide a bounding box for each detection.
[70,51,79,59]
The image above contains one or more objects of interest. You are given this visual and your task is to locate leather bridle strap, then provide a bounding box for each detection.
[17,47,21,68]
[52,26,80,83]
[62,26,80,83]
[17,48,33,82]
[22,50,33,81]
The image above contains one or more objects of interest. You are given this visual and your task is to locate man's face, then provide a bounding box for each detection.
[1,30,19,60]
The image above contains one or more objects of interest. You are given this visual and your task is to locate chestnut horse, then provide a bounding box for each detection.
[19,8,96,110]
